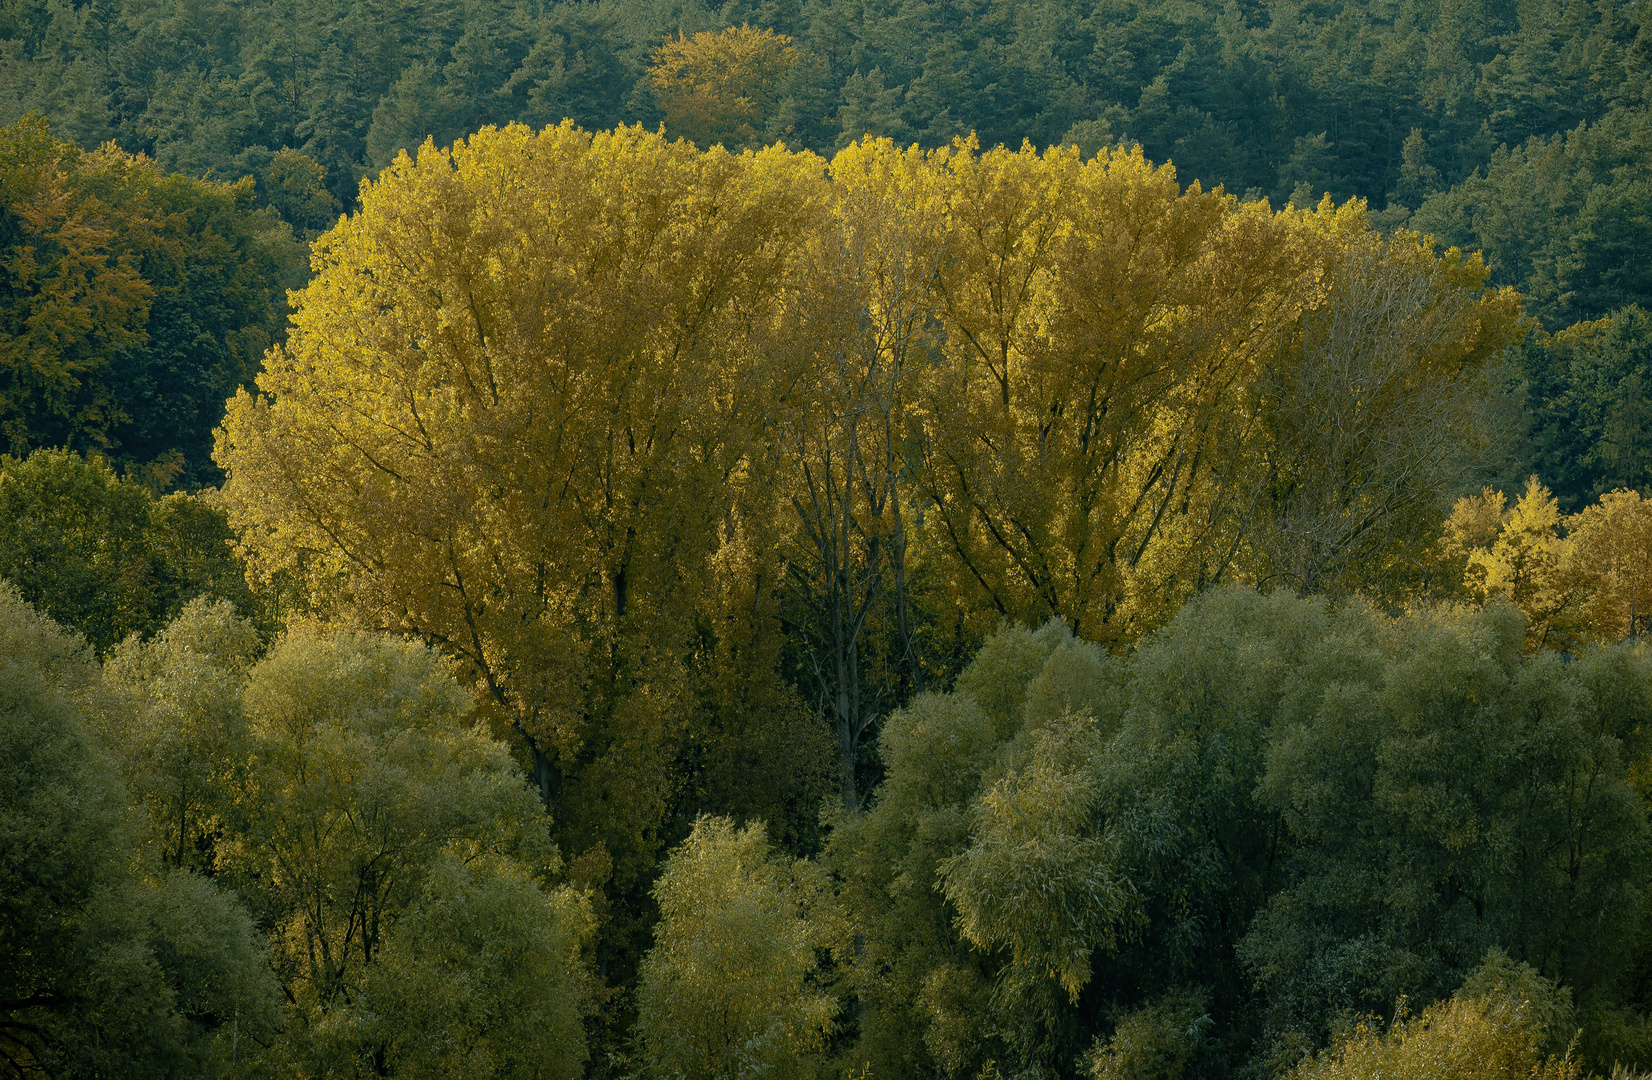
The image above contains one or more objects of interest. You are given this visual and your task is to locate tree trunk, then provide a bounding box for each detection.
[531,739,561,805]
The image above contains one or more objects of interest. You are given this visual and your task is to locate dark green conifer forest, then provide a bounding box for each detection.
[8,1,1652,1077]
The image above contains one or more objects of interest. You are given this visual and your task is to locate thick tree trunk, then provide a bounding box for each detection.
[531,739,561,805]
[839,696,857,810]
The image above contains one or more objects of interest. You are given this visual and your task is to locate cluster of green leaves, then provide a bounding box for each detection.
[0,583,278,1080]
[635,816,836,1080]
[640,589,1652,1079]
[0,448,263,651]
[1,581,596,1080]
[1505,306,1652,511]
[1414,108,1652,331]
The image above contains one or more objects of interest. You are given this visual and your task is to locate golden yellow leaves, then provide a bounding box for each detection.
[905,141,1519,642]
[220,120,1532,683]
[218,122,841,887]
[1446,479,1652,648]
[648,25,802,151]
[222,120,824,705]
[216,123,1524,873]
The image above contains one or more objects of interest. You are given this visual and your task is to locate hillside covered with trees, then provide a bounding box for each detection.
[5,0,1652,495]
[6,2,1652,1079]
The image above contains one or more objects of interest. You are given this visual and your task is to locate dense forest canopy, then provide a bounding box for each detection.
[0,115,306,485]
[1,0,1649,229]
[7,0,1652,1078]
[4,0,1652,493]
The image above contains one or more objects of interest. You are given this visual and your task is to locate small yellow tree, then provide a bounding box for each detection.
[1287,952,1580,1080]
[1450,477,1586,649]
[1571,488,1652,641]
[649,25,800,149]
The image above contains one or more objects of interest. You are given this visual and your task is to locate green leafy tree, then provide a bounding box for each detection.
[503,5,638,135]
[0,581,280,1080]
[101,596,261,871]
[1520,306,1652,509]
[225,625,594,1072]
[636,815,836,1080]
[0,449,263,651]
[836,589,1652,1077]
[1413,108,1652,329]
[74,135,302,485]
[351,854,595,1080]
[0,116,302,483]
[1244,602,1650,1063]
[243,147,339,240]
[0,448,166,649]
[825,618,1116,1077]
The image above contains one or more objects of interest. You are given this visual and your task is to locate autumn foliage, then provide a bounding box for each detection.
[210,120,1522,995]
[15,110,1652,1080]
[0,117,301,482]
[649,25,803,150]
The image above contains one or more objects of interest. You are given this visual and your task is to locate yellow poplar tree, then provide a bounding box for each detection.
[216,122,829,891]
[775,137,950,806]
[1568,488,1652,642]
[649,25,801,150]
[915,138,1320,643]
[1455,478,1586,649]
[1238,218,1523,598]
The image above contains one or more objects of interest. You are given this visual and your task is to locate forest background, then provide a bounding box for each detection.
[6,0,1652,495]
[8,0,1652,1078]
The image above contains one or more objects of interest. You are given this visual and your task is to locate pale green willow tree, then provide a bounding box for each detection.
[820,589,1652,1077]
[0,582,280,1080]
[223,626,595,1077]
[822,618,1119,1079]
[1241,600,1652,1066]
[69,592,596,1080]
[102,596,261,872]
[357,853,595,1080]
[636,815,837,1080]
